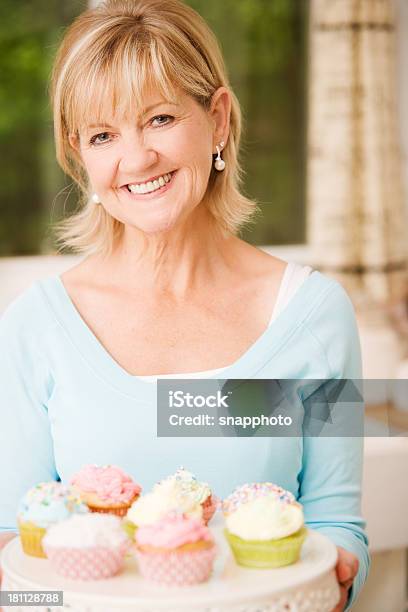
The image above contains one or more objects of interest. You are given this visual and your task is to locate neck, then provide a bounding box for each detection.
[90,207,238,298]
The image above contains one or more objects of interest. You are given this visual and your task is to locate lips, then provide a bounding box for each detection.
[122,170,176,190]
[120,170,177,199]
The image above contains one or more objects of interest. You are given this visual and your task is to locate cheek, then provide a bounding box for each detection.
[82,152,116,187]
[171,120,213,170]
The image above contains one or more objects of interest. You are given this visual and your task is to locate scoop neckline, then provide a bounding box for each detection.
[136,262,310,381]
[41,267,327,396]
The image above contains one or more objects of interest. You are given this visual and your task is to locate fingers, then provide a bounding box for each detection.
[336,547,359,585]
[336,561,353,583]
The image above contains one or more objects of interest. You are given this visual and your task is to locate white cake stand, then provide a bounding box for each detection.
[1,526,340,612]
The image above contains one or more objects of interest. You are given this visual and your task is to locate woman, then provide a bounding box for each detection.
[0,1,368,609]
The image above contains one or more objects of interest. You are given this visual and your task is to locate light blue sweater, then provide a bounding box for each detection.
[0,270,369,608]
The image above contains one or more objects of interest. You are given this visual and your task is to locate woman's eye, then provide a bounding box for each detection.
[89,132,111,146]
[150,115,174,128]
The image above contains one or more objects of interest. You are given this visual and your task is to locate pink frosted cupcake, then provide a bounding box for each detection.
[135,513,216,586]
[43,513,130,580]
[70,464,141,517]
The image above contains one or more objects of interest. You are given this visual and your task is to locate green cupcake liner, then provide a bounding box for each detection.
[224,526,307,568]
[122,520,138,540]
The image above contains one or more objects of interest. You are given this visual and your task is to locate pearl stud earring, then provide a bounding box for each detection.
[91,193,101,204]
[214,141,226,171]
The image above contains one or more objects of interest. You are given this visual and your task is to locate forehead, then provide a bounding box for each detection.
[84,98,178,129]
[76,88,208,136]
[62,19,214,135]
[75,83,179,131]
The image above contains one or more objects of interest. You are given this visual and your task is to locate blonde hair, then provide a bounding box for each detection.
[51,0,256,256]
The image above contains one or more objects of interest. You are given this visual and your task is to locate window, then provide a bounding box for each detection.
[0,0,307,255]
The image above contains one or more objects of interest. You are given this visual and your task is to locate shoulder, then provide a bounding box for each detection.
[0,278,60,347]
[301,272,362,378]
[302,271,358,329]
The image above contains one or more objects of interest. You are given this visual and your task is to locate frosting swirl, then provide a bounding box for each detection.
[126,481,203,527]
[154,468,211,505]
[222,482,295,515]
[135,513,213,549]
[18,482,88,529]
[70,465,141,504]
[43,513,129,549]
[225,494,304,540]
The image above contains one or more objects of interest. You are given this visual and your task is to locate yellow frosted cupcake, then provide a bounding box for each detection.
[223,483,306,568]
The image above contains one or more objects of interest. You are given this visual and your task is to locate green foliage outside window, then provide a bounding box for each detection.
[0,0,306,255]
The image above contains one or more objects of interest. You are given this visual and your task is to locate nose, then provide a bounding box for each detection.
[118,129,158,177]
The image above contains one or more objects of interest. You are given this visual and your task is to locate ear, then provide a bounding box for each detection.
[68,132,84,166]
[209,87,231,148]
[68,132,80,153]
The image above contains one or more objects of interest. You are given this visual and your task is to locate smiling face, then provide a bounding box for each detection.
[71,89,228,235]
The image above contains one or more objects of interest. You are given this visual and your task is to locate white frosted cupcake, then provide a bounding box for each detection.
[155,468,217,525]
[223,483,306,568]
[43,513,130,580]
[124,478,203,539]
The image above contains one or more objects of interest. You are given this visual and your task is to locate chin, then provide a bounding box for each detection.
[132,214,181,236]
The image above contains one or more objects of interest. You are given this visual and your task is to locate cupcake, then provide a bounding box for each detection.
[43,513,130,580]
[135,513,216,586]
[17,482,88,558]
[223,483,306,568]
[124,479,203,539]
[70,464,141,517]
[155,468,216,524]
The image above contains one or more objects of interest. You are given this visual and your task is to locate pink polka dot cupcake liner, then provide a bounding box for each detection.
[44,544,128,580]
[136,546,216,586]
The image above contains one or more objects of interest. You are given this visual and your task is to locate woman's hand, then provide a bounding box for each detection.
[331,546,359,611]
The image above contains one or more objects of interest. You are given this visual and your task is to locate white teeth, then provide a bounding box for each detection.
[128,172,173,194]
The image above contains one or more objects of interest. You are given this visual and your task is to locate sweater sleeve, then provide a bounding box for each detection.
[0,288,58,532]
[298,281,370,610]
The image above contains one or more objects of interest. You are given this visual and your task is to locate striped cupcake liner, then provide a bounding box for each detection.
[87,504,131,518]
[225,527,307,568]
[18,521,47,558]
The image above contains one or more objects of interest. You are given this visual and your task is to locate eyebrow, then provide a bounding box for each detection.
[86,101,179,129]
